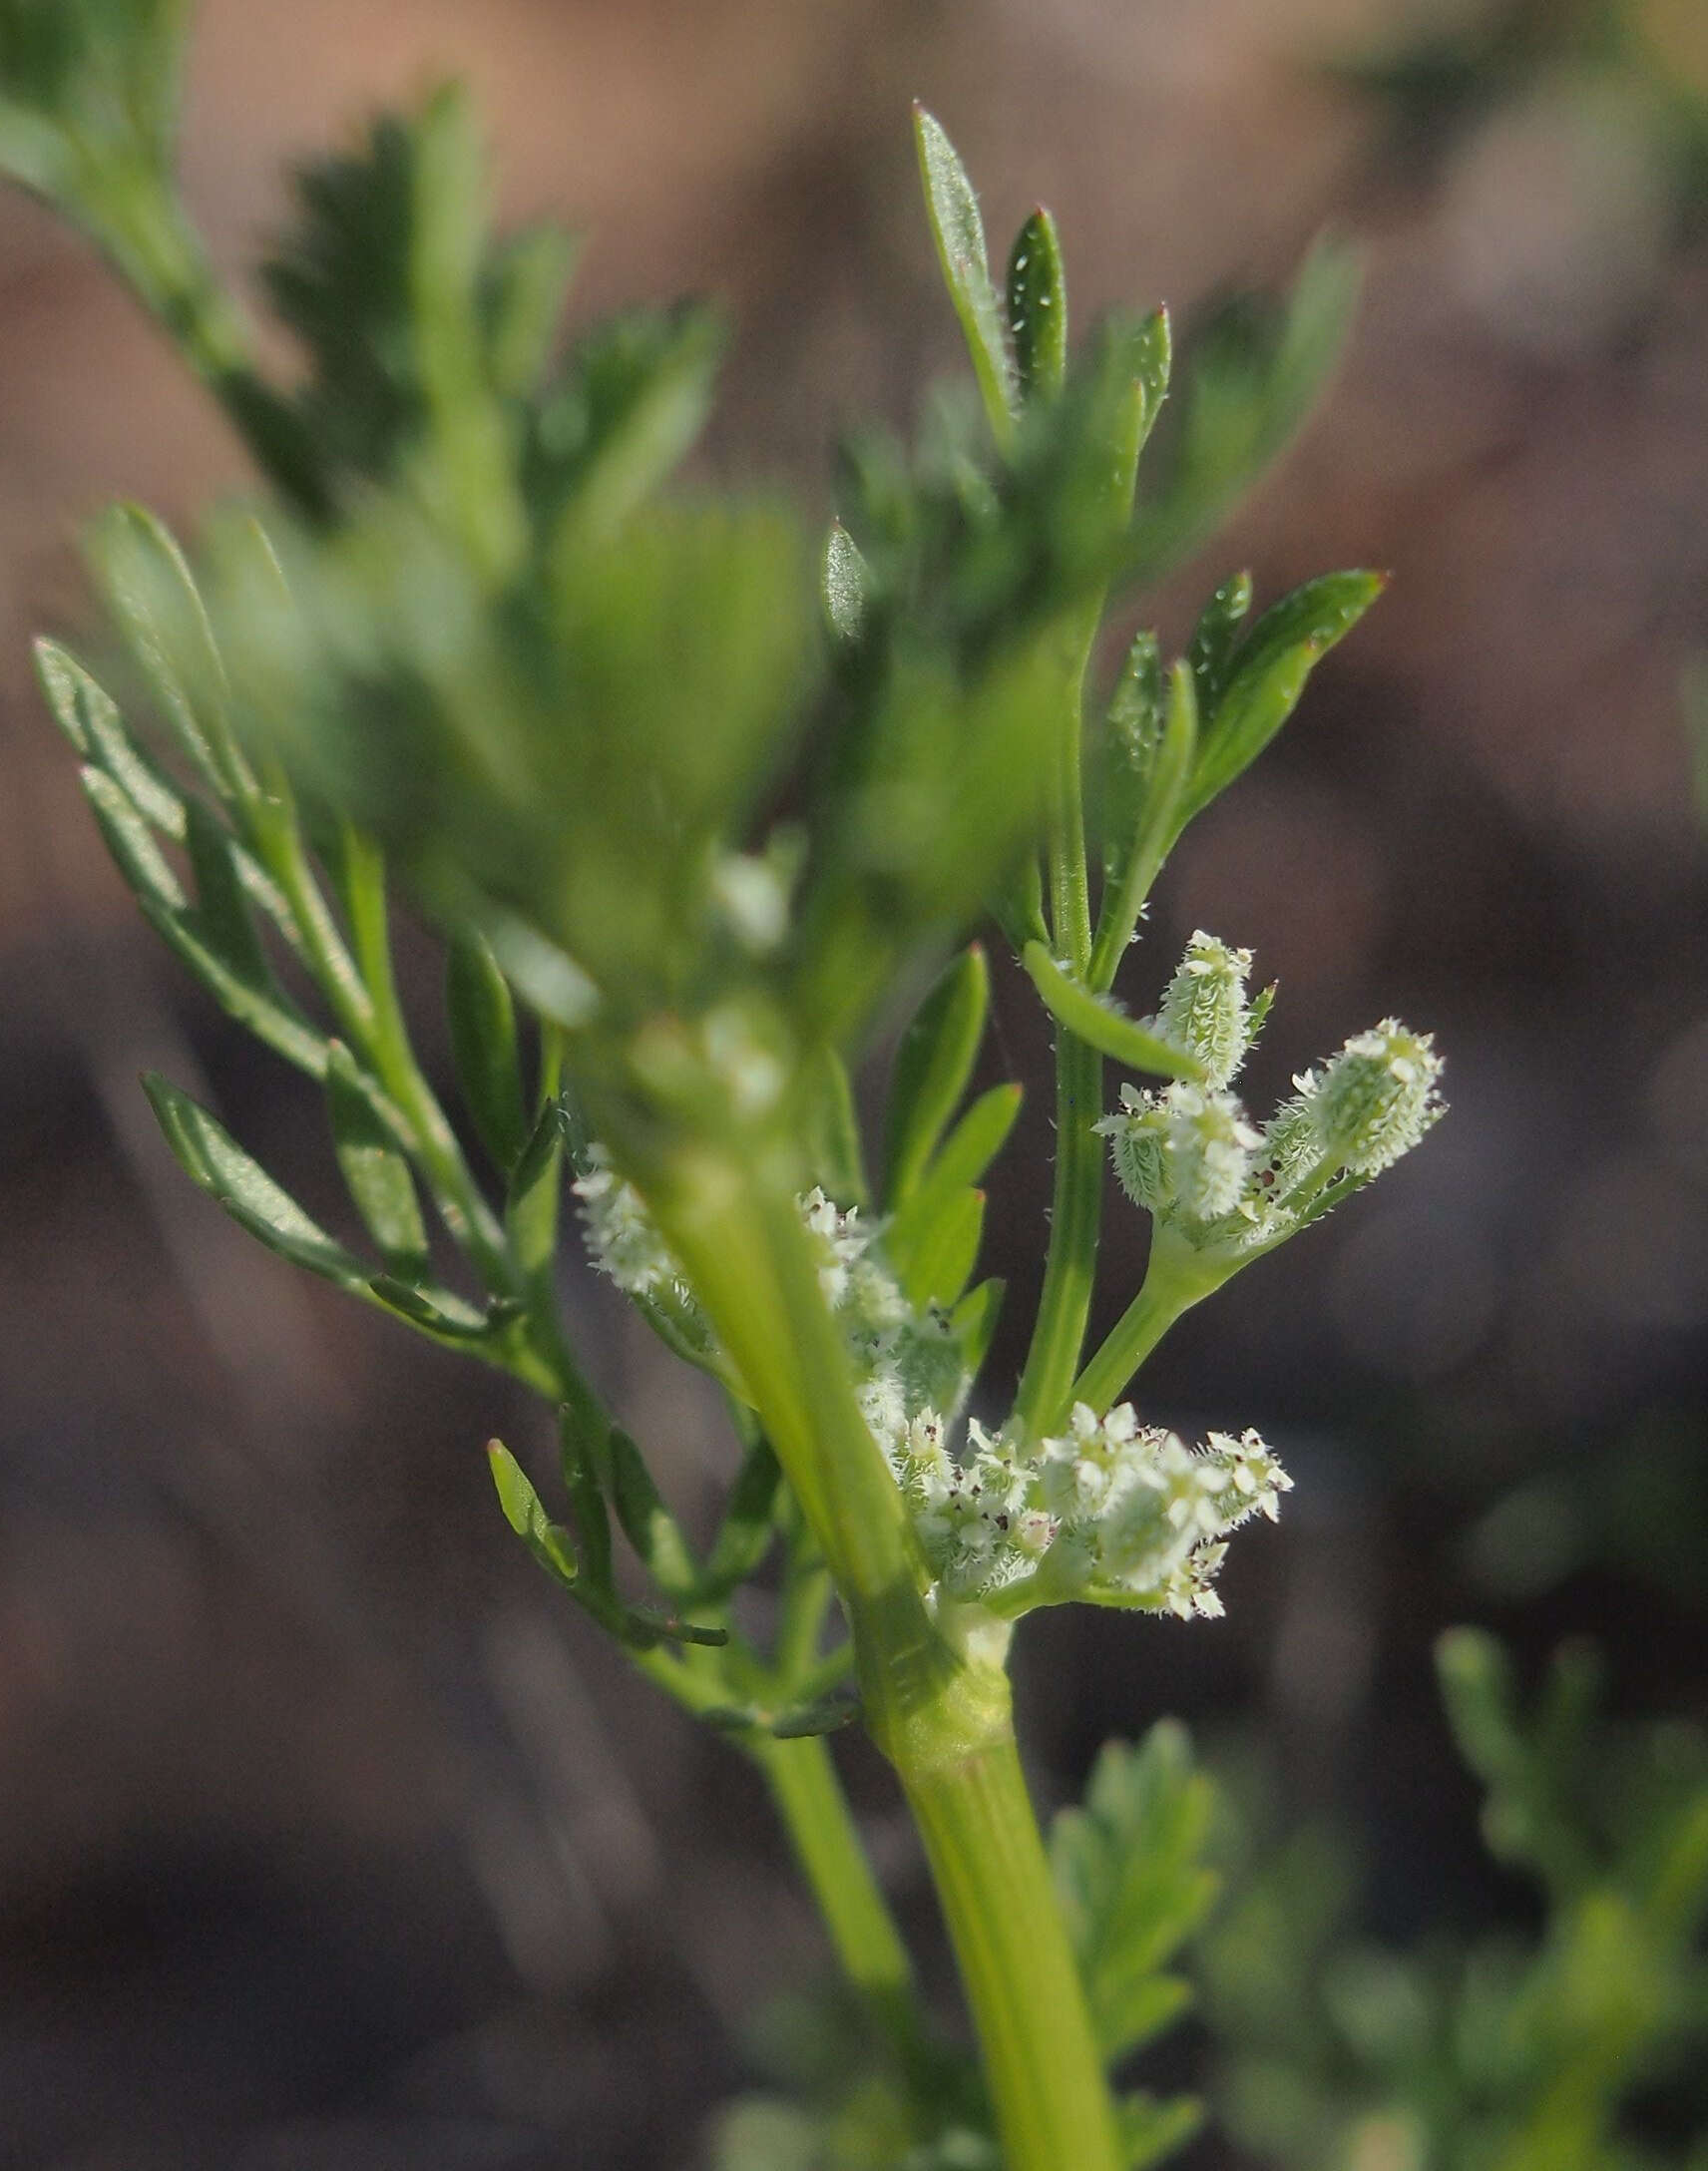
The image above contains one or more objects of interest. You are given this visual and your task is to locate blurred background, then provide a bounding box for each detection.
[2,0,1706,2164]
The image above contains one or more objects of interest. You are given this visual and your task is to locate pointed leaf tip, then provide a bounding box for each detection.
[913,105,1019,444]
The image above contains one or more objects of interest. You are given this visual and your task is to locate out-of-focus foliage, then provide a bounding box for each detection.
[1336,0,1708,223]
[1201,1632,1708,2171]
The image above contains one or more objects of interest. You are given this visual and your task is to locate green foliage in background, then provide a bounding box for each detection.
[1203,1633,1708,2171]
[1336,0,1708,232]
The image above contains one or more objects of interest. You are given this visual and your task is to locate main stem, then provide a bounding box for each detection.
[900,1713,1123,2171]
[645,1147,1122,2168]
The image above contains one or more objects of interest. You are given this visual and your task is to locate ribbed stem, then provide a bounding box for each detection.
[900,1718,1122,2171]
[1013,1029,1104,1439]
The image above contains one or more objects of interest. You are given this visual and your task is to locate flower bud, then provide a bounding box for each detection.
[1310,1019,1443,1175]
[1157,931,1254,1088]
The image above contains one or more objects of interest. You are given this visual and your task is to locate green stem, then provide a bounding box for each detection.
[335,827,512,1276]
[649,1158,923,1612]
[638,1142,1121,2163]
[86,173,332,520]
[750,1731,918,2045]
[775,1514,834,1687]
[1045,651,1094,979]
[900,1713,1122,2171]
[1013,606,1107,1440]
[1012,1030,1104,1438]
[1072,1244,1223,1415]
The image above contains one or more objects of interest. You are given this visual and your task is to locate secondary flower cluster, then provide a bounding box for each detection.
[573,1150,972,1429]
[1097,932,1444,1258]
[880,1401,1291,1617]
[574,1106,1300,1623]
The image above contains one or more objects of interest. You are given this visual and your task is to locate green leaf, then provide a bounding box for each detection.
[325,1041,429,1275]
[799,1044,869,1210]
[183,798,269,992]
[147,1078,492,1360]
[92,503,248,804]
[903,1184,985,1311]
[1092,656,1198,987]
[610,1425,697,1598]
[45,623,306,971]
[695,1432,781,1602]
[1125,237,1361,584]
[888,1084,1022,1276]
[704,1689,860,1740]
[0,0,189,196]
[369,1273,496,1339]
[768,1690,860,1739]
[558,1401,614,1593]
[1051,1725,1222,2064]
[446,932,528,1173]
[1006,206,1067,403]
[883,945,989,1208]
[37,638,186,839]
[1099,629,1164,878]
[1186,570,1253,713]
[1437,1625,1519,1785]
[1043,313,1156,573]
[142,1072,368,1291]
[1128,305,1172,446]
[1117,2091,1202,2170]
[82,767,328,1079]
[148,899,327,1079]
[921,1081,1023,1196]
[992,845,1049,958]
[543,303,724,552]
[913,106,1019,446]
[1097,1972,1193,2058]
[617,1604,728,1651]
[1023,941,1204,1081]
[1176,569,1384,826]
[950,1276,1005,1378]
[487,1439,580,1588]
[482,221,578,400]
[81,764,185,914]
[821,519,869,646]
[481,914,601,1032]
[260,107,426,483]
[506,1093,568,1278]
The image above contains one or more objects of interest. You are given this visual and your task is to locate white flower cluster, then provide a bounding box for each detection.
[882,1399,1290,1618]
[798,1189,974,1440]
[1098,937,1444,1259]
[572,1143,690,1300]
[574,1156,972,1436]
